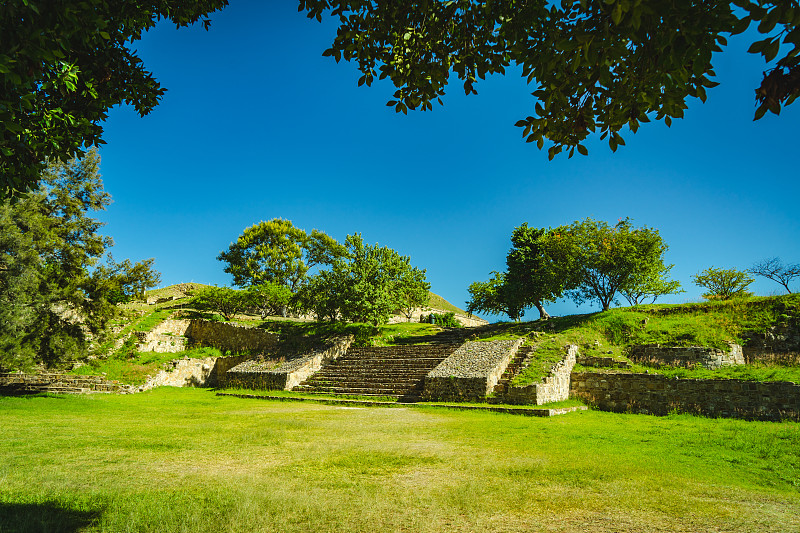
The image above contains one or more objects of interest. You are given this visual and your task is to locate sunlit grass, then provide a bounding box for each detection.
[70,347,225,385]
[0,388,797,532]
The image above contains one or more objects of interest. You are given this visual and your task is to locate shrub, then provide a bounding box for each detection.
[421,312,462,328]
[693,267,754,300]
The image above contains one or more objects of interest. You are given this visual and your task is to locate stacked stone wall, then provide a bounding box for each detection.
[187,320,278,353]
[628,344,744,370]
[570,372,800,421]
[0,372,129,393]
[503,345,578,405]
[221,336,354,391]
[133,319,278,354]
[742,323,800,365]
[133,319,192,353]
[576,355,631,369]
[422,339,524,401]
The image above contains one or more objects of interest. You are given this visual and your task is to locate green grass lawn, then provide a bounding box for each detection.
[1,388,798,532]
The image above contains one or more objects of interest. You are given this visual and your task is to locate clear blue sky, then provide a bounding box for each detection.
[97,1,800,320]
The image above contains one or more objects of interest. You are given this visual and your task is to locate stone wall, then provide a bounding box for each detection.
[628,344,744,370]
[422,339,524,401]
[570,372,800,421]
[220,336,354,391]
[742,323,800,365]
[186,320,278,353]
[133,319,192,353]
[503,345,578,405]
[134,319,278,354]
[0,372,129,393]
[576,355,631,369]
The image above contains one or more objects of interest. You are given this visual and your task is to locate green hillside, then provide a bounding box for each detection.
[472,294,800,385]
[426,291,468,315]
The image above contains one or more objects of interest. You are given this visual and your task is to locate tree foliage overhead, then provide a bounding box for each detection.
[217,218,345,292]
[0,151,160,370]
[300,0,799,158]
[0,0,229,198]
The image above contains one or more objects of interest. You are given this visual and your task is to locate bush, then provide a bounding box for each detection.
[421,312,462,328]
[693,267,754,300]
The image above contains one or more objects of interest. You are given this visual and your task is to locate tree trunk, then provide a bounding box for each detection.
[534,301,550,320]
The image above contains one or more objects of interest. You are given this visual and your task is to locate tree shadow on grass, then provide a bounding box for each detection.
[0,502,98,533]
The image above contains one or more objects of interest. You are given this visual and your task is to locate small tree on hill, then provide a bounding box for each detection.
[466,272,526,322]
[192,286,249,321]
[548,218,679,311]
[693,267,755,300]
[749,257,800,294]
[299,234,430,326]
[505,223,577,319]
[396,268,431,322]
[217,218,345,293]
[246,282,293,319]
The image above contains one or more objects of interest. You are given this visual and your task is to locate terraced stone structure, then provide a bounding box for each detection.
[294,344,458,402]
[0,372,128,394]
[629,344,744,370]
[421,339,524,402]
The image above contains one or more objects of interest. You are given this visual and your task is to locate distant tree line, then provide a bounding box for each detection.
[469,218,799,321]
[467,218,682,321]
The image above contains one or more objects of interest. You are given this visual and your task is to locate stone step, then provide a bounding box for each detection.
[294,385,422,395]
[318,361,441,368]
[320,365,437,374]
[303,379,424,389]
[494,346,536,393]
[307,369,431,378]
[335,353,450,359]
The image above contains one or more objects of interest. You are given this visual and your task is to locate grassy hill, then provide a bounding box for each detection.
[471,293,800,385]
[426,292,468,315]
[83,286,800,385]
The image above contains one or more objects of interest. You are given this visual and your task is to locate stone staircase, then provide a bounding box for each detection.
[0,372,127,394]
[390,328,473,346]
[293,342,460,402]
[492,345,535,395]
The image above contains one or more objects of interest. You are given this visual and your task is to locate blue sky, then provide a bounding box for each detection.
[97,1,800,320]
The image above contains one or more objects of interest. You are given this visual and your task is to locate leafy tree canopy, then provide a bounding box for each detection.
[0,151,160,370]
[218,218,345,292]
[298,234,430,326]
[300,1,799,158]
[0,0,229,198]
[504,223,581,319]
[693,266,755,300]
[468,217,679,319]
[192,286,249,321]
[466,271,527,322]
[247,282,294,319]
[550,218,679,311]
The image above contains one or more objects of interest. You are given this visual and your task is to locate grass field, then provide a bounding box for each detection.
[1,388,798,532]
